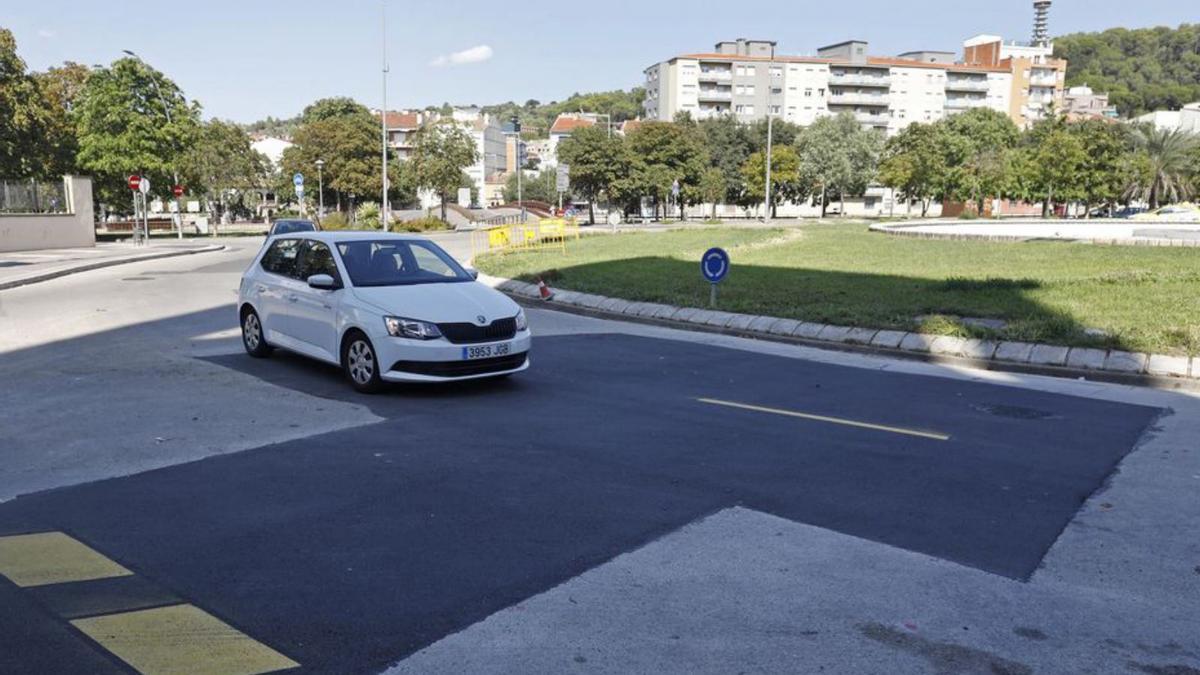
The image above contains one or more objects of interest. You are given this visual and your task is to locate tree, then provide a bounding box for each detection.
[75,57,201,207]
[623,121,706,219]
[1021,124,1087,217]
[502,169,559,204]
[0,30,83,178]
[939,108,1021,213]
[183,120,268,224]
[740,146,801,218]
[1055,24,1200,117]
[556,124,628,223]
[1070,119,1134,216]
[795,113,881,216]
[698,115,756,206]
[281,99,389,214]
[409,119,478,221]
[878,122,947,216]
[698,167,725,220]
[1127,124,1199,208]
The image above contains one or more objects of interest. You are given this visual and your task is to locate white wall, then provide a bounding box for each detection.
[889,67,946,134]
[783,63,831,126]
[0,176,95,253]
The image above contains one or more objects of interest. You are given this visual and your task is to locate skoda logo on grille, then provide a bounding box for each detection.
[476,315,487,325]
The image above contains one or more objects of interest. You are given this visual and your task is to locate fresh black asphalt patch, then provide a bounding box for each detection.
[0,333,1161,673]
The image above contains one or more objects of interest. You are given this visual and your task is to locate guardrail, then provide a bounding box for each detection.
[470,218,582,258]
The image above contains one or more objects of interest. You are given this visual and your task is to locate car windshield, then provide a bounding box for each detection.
[336,239,472,287]
[272,220,316,235]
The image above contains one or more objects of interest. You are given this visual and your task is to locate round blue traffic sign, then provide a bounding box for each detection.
[293,173,304,186]
[701,247,729,283]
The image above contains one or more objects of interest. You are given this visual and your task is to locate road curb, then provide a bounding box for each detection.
[479,273,1199,392]
[0,245,226,291]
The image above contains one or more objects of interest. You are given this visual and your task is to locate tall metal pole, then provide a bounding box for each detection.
[517,129,524,223]
[380,1,390,231]
[763,61,775,224]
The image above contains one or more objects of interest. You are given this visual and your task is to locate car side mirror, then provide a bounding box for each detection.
[308,273,338,290]
[466,267,479,280]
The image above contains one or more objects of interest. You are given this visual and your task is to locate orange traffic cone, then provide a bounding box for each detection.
[537,277,554,301]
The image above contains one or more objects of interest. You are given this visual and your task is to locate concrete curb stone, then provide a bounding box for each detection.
[1147,355,1190,378]
[962,339,999,360]
[816,325,853,343]
[870,330,908,349]
[653,305,684,320]
[621,302,649,316]
[994,341,1036,363]
[574,293,607,309]
[899,333,938,353]
[767,319,802,336]
[929,336,969,357]
[704,311,739,328]
[1029,344,1071,367]
[673,307,702,322]
[843,327,879,345]
[636,303,672,318]
[726,314,757,331]
[597,297,628,313]
[687,309,718,325]
[1104,350,1147,374]
[747,316,777,332]
[1066,348,1107,370]
[792,322,826,339]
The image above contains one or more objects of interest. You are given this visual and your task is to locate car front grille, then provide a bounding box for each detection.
[390,352,528,378]
[437,317,517,345]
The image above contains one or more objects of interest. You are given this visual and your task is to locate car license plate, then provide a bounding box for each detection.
[462,342,511,360]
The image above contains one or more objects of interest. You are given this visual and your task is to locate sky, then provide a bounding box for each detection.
[5,0,1191,124]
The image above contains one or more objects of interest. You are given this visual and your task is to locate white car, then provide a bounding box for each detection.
[237,231,530,392]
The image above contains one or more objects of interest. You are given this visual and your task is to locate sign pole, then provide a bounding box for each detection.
[710,283,717,308]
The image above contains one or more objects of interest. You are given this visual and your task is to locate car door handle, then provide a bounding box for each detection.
[256,284,267,293]
[286,294,298,303]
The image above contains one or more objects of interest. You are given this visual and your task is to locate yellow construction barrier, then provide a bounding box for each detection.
[471,218,581,258]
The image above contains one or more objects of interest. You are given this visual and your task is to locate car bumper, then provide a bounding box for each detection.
[376,331,533,383]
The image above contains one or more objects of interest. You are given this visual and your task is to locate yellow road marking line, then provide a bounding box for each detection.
[72,603,299,675]
[697,398,951,441]
[0,532,133,588]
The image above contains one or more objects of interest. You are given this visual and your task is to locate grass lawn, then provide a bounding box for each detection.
[477,224,1200,356]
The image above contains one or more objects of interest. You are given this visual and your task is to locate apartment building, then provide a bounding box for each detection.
[961,34,1066,126]
[1062,85,1119,120]
[376,108,505,207]
[642,2,1067,135]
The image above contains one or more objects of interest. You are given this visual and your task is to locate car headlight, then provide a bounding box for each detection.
[514,308,528,332]
[384,316,442,340]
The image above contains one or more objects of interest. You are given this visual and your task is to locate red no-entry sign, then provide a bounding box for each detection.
[173,185,184,197]
[128,174,141,191]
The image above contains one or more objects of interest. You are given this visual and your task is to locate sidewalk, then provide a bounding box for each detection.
[0,242,225,291]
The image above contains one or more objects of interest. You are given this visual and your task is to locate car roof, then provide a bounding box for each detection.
[272,230,431,243]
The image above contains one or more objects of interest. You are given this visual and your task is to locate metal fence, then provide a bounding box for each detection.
[0,179,69,214]
[470,219,582,258]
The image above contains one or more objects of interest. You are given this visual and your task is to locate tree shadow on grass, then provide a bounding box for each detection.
[518,256,1127,352]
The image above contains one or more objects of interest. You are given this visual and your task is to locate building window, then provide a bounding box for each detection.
[769,66,783,77]
[818,88,825,97]
[804,88,812,97]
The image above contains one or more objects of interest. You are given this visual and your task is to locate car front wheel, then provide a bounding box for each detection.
[241,308,273,358]
[343,332,383,394]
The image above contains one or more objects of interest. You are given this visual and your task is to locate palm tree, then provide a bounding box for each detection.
[1127,124,1199,208]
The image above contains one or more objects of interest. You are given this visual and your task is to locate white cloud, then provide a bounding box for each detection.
[430,45,493,67]
[37,29,56,38]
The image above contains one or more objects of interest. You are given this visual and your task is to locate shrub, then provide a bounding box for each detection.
[397,216,451,233]
[318,212,351,230]
[354,202,382,230]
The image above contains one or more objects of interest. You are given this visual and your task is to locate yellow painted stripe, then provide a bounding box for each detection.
[0,532,132,588]
[697,398,951,441]
[72,603,299,675]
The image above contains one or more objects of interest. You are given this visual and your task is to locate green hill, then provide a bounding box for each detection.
[1054,23,1200,117]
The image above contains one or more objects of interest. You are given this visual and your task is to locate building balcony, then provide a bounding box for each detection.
[698,70,732,82]
[852,111,890,126]
[945,97,986,110]
[945,79,990,93]
[829,72,891,87]
[698,89,733,101]
[828,92,889,106]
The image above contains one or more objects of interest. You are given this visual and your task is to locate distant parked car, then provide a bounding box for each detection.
[268,219,318,237]
[1132,205,1200,223]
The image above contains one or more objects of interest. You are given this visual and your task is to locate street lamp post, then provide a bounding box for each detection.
[763,61,778,224]
[379,2,390,231]
[122,50,183,239]
[315,159,325,220]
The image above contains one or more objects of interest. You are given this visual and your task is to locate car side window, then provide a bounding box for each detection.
[295,240,340,282]
[410,245,457,278]
[260,238,302,277]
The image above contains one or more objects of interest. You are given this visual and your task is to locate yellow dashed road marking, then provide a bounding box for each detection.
[0,532,133,587]
[697,398,951,441]
[72,603,299,675]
